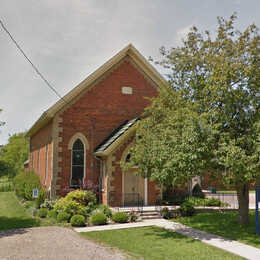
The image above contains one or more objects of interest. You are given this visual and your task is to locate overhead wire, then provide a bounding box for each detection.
[0,18,68,104]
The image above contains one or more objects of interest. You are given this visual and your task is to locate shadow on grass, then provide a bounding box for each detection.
[174,211,260,247]
[142,226,197,243]
[0,216,41,236]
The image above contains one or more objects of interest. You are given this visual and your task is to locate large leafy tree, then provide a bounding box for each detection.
[127,14,260,225]
[0,132,29,177]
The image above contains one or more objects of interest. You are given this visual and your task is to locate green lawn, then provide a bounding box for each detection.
[82,226,244,260]
[0,192,56,230]
[216,190,255,194]
[174,211,260,248]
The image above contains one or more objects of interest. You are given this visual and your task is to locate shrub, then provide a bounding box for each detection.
[35,189,46,209]
[128,210,138,222]
[205,198,221,207]
[13,171,42,200]
[57,211,70,223]
[179,201,195,217]
[70,214,86,227]
[47,209,57,219]
[40,199,58,210]
[37,208,48,218]
[192,184,205,199]
[161,207,172,219]
[54,190,97,218]
[112,212,129,223]
[92,204,112,218]
[90,213,107,225]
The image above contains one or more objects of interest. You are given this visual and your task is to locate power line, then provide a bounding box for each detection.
[0,18,68,104]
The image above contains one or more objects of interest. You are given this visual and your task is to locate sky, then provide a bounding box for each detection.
[1,0,259,144]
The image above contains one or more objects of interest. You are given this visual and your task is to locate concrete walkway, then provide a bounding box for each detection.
[75,219,260,260]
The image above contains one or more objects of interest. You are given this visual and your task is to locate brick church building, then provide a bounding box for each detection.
[26,44,167,206]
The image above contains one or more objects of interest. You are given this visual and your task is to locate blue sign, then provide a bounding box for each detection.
[256,186,260,234]
[32,188,39,199]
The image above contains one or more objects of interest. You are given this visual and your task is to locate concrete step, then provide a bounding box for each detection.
[141,211,161,216]
[141,215,162,220]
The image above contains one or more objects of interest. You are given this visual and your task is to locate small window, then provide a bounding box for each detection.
[71,139,84,186]
[122,86,133,94]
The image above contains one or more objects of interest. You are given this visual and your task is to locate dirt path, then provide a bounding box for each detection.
[0,226,126,260]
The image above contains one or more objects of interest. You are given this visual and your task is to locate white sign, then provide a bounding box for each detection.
[32,188,39,198]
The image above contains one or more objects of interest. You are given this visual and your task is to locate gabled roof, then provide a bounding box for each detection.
[26,44,167,137]
[95,118,139,156]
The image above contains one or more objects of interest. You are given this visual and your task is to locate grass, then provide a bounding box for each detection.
[0,192,57,230]
[174,211,260,248]
[216,190,255,194]
[82,226,244,259]
[0,176,13,192]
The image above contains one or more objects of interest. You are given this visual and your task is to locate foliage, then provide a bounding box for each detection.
[112,212,129,223]
[0,176,13,192]
[192,184,205,199]
[35,189,46,209]
[53,190,97,218]
[185,197,228,207]
[13,171,42,200]
[90,212,107,225]
[128,210,138,222]
[47,209,57,219]
[0,108,5,132]
[57,211,70,223]
[0,132,29,176]
[128,14,260,225]
[37,208,48,218]
[161,207,173,219]
[40,199,58,210]
[92,204,112,218]
[70,214,86,227]
[83,226,242,260]
[179,201,195,217]
[0,160,15,178]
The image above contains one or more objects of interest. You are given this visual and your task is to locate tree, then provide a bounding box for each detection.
[127,14,260,225]
[0,132,29,176]
[124,87,214,187]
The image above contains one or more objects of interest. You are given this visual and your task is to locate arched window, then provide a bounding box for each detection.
[71,139,85,186]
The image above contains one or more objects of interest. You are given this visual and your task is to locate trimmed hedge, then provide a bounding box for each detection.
[90,213,107,225]
[112,212,129,223]
[57,211,70,223]
[70,215,85,227]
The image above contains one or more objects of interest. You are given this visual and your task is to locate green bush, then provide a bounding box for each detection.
[205,198,221,207]
[57,211,70,223]
[54,190,97,218]
[35,189,46,209]
[47,209,57,219]
[92,204,112,218]
[192,184,205,199]
[13,171,42,200]
[37,208,48,218]
[70,214,86,227]
[90,212,107,225]
[179,201,195,217]
[161,207,172,219]
[40,199,58,210]
[112,212,129,223]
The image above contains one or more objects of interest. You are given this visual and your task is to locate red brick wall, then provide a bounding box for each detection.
[58,59,158,195]
[29,121,53,189]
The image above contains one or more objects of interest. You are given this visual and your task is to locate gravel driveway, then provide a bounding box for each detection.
[0,226,126,260]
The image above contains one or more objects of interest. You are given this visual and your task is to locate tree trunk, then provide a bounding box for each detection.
[236,183,249,225]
